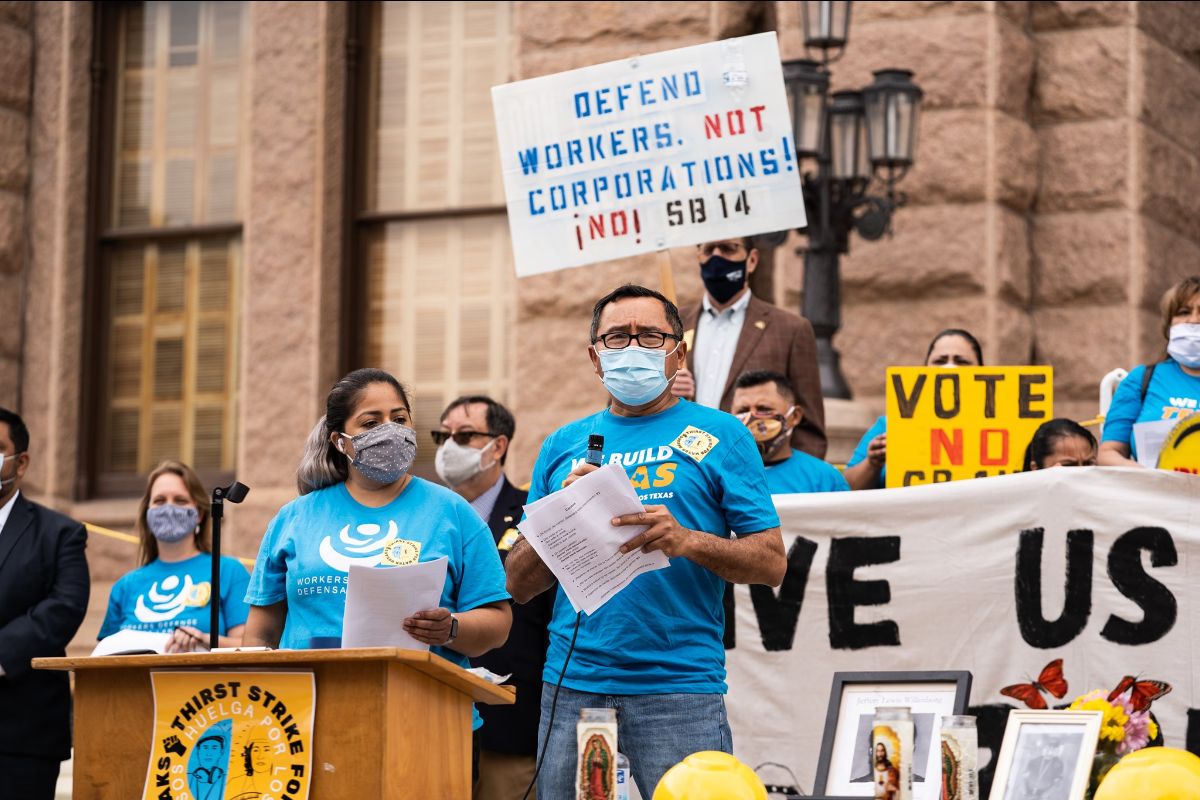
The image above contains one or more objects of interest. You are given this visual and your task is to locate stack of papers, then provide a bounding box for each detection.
[92,629,172,656]
[519,463,669,615]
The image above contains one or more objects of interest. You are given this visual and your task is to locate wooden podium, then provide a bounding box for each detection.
[35,647,515,799]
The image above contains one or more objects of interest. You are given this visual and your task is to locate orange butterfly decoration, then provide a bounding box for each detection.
[1108,675,1172,712]
[1000,659,1069,710]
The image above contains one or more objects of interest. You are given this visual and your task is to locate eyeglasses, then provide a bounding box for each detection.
[593,331,681,350]
[430,430,498,446]
[698,241,747,258]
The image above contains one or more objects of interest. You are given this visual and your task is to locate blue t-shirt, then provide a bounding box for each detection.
[246,477,509,665]
[847,415,887,487]
[1102,360,1200,459]
[526,399,780,696]
[765,451,849,494]
[99,554,250,640]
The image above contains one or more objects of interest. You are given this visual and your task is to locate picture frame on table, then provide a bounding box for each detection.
[812,670,973,800]
[989,709,1103,800]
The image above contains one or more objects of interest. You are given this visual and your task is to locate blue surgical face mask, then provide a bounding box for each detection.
[597,344,678,406]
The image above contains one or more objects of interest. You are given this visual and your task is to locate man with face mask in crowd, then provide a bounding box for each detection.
[674,237,828,459]
[505,284,786,798]
[0,407,90,798]
[435,396,553,800]
[731,371,848,494]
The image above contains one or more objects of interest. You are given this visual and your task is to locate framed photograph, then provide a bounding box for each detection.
[813,671,973,800]
[989,710,1103,800]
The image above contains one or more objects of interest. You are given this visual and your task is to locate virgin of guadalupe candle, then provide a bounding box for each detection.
[577,708,618,800]
[939,715,979,800]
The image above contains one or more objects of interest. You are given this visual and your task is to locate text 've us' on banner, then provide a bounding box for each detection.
[491,32,807,276]
[885,366,1054,488]
[725,467,1200,797]
[142,671,315,800]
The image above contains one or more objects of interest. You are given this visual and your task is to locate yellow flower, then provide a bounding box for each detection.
[1069,691,1128,743]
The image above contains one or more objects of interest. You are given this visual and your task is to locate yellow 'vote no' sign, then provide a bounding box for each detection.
[885,366,1054,487]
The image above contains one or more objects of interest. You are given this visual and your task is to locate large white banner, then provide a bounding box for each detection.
[728,467,1199,794]
[492,32,807,276]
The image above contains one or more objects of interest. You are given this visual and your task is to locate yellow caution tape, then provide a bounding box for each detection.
[85,522,255,567]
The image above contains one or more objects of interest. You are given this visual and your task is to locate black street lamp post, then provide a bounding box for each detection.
[783,1,923,400]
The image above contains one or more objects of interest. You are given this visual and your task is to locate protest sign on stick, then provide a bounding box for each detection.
[491,32,807,280]
[885,366,1053,488]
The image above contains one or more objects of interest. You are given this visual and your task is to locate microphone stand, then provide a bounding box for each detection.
[210,481,250,651]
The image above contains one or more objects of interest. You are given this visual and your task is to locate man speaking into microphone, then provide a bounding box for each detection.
[506,284,786,798]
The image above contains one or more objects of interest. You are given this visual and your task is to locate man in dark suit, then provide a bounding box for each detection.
[435,396,552,800]
[674,236,827,459]
[0,407,90,799]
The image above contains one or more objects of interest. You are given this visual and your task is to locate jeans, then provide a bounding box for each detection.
[535,683,733,799]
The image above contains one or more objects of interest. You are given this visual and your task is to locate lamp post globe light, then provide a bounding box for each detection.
[783,1,923,400]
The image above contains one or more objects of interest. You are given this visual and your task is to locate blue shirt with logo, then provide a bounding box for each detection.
[765,451,849,494]
[526,399,780,695]
[846,415,887,488]
[99,554,250,640]
[1102,360,1200,460]
[246,478,509,726]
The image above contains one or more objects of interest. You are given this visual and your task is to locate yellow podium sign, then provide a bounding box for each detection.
[885,366,1053,487]
[142,671,315,800]
[1157,414,1200,475]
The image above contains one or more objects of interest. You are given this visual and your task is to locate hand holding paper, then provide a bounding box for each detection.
[342,556,449,651]
[519,463,669,615]
[613,504,697,559]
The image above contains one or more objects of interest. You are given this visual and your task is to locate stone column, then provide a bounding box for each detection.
[773,1,1037,458]
[0,1,32,411]
[1031,0,1200,422]
[232,1,347,555]
[20,0,92,504]
[20,1,100,653]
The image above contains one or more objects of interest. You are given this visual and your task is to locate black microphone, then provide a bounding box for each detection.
[586,434,605,467]
[210,481,250,651]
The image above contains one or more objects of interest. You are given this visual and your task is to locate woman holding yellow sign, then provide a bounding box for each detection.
[1099,276,1200,469]
[843,329,984,490]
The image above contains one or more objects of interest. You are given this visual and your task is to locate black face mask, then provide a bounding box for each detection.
[700,254,748,304]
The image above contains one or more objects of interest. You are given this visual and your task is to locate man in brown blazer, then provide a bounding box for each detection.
[674,237,827,458]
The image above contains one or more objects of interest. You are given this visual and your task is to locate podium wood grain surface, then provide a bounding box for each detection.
[35,648,515,800]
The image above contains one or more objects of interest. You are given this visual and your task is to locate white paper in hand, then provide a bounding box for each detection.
[518,463,669,615]
[342,556,449,650]
[1134,418,1177,467]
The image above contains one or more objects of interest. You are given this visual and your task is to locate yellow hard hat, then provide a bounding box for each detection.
[1094,747,1200,800]
[652,751,768,800]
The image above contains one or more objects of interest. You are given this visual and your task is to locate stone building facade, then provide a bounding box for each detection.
[1,0,1198,654]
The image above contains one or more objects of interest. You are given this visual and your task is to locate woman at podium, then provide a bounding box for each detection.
[98,460,251,652]
[241,368,512,698]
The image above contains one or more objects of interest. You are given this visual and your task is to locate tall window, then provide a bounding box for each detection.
[359,1,514,475]
[94,1,245,493]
